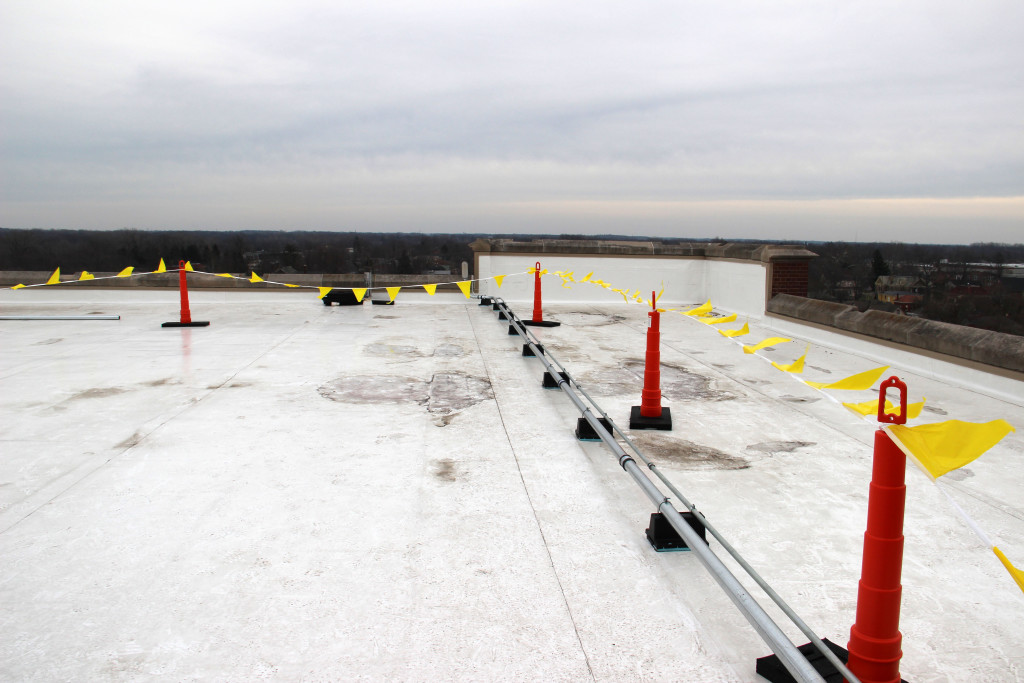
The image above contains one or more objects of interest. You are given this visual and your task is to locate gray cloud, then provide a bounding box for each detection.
[2,1,1022,240]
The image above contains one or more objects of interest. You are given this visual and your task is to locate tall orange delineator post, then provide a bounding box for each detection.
[162,260,210,328]
[629,291,672,430]
[846,376,908,683]
[522,261,560,328]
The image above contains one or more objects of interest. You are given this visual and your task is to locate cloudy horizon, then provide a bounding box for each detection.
[2,1,1022,244]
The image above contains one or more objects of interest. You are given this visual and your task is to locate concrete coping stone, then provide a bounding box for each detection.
[768,293,1024,374]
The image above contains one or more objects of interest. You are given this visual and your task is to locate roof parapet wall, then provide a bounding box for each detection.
[768,293,1024,374]
[469,239,816,263]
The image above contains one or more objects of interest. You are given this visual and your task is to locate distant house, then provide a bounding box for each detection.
[875,275,924,302]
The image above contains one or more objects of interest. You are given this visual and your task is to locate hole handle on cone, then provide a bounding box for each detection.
[877,376,907,425]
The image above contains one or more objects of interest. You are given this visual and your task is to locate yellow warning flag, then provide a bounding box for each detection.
[46,268,61,285]
[250,272,263,283]
[456,281,471,298]
[423,284,437,295]
[284,284,299,288]
[685,300,712,316]
[993,547,1024,594]
[806,365,889,391]
[117,266,134,277]
[886,419,1014,479]
[719,322,750,338]
[12,284,25,289]
[843,398,925,419]
[743,337,792,354]
[494,275,504,288]
[216,273,233,278]
[154,259,167,273]
[528,266,536,274]
[772,347,809,373]
[184,261,194,272]
[387,286,401,302]
[352,288,367,302]
[318,287,332,299]
[701,313,738,325]
[581,272,593,283]
[79,271,95,281]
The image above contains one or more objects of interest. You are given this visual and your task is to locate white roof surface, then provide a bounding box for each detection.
[1,289,1022,681]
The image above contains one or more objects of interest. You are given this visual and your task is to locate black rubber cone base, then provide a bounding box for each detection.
[162,321,210,327]
[522,343,543,357]
[755,639,903,683]
[542,370,570,389]
[645,511,707,551]
[629,405,672,430]
[522,319,561,327]
[575,417,612,441]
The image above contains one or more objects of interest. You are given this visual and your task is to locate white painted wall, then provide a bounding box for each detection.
[477,253,771,316]
[705,260,768,318]
[476,254,708,306]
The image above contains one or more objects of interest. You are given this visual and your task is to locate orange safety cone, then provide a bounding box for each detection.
[162,260,210,327]
[846,376,909,683]
[522,261,560,328]
[756,380,909,683]
[629,291,671,430]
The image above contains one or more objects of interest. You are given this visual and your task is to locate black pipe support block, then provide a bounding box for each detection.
[522,319,561,327]
[629,406,672,430]
[575,417,613,441]
[645,511,707,552]
[497,311,509,320]
[755,639,900,683]
[542,370,570,389]
[508,324,520,336]
[522,343,544,357]
[479,297,493,306]
[492,302,501,310]
[162,321,211,327]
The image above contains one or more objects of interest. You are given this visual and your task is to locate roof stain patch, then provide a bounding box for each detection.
[319,376,428,404]
[746,441,816,455]
[629,434,750,470]
[67,387,128,401]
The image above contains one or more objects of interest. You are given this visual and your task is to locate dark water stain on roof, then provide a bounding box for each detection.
[628,433,750,470]
[319,372,492,427]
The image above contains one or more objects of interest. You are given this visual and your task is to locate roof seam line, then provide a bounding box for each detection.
[464,306,597,682]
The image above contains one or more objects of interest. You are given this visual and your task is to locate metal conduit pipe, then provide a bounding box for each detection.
[532,332,859,683]
[505,300,859,683]
[492,299,825,683]
[0,315,121,320]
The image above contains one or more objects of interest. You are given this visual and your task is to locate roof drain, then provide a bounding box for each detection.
[490,298,834,683]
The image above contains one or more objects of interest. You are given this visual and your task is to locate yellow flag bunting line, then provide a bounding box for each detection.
[7,261,534,300]
[546,265,1021,593]
[11,259,1023,592]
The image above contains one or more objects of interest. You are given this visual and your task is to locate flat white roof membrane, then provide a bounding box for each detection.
[1,290,1021,681]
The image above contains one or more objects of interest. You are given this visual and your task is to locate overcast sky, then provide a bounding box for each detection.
[2,1,1022,243]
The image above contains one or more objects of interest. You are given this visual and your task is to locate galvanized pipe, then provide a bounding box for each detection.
[544,343,857,683]
[514,302,859,683]
[0,315,121,320]
[494,299,825,683]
